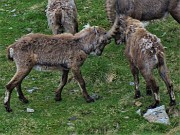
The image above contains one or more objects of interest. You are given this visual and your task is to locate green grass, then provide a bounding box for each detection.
[0,0,180,134]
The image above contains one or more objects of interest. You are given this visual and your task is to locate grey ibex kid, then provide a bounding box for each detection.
[46,0,78,34]
[4,17,120,112]
[114,15,176,108]
[106,0,180,24]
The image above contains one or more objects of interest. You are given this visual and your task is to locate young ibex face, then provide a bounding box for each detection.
[80,26,112,56]
[92,27,111,56]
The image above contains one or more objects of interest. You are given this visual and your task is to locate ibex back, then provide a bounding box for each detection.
[106,0,180,24]
[46,0,78,34]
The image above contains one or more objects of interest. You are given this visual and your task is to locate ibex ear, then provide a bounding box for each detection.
[93,27,98,34]
[129,25,135,33]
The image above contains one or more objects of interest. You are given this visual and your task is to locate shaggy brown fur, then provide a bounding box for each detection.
[4,18,120,112]
[46,0,78,34]
[106,0,180,24]
[115,15,176,108]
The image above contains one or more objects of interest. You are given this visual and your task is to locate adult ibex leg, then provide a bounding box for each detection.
[169,1,180,23]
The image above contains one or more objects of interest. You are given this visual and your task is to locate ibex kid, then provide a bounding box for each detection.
[4,17,120,112]
[114,15,176,108]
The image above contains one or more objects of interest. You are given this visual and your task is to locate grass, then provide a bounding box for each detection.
[0,0,180,134]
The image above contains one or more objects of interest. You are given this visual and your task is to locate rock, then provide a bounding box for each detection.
[27,87,39,93]
[26,108,34,113]
[134,101,142,107]
[68,116,77,121]
[67,122,74,126]
[10,9,16,13]
[83,23,90,29]
[67,122,75,132]
[129,82,134,86]
[69,89,79,94]
[136,109,141,116]
[12,14,17,17]
[26,28,32,32]
[91,93,101,100]
[124,116,129,119]
[143,105,170,125]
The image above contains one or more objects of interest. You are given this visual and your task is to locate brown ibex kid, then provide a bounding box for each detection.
[114,15,176,108]
[46,0,78,34]
[4,17,120,112]
[106,0,180,24]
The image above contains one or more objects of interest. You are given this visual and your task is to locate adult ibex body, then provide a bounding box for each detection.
[114,15,176,108]
[46,0,78,34]
[4,18,120,112]
[106,0,180,24]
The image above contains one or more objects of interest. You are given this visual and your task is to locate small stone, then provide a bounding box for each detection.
[67,126,75,131]
[134,101,142,107]
[124,116,129,119]
[143,105,170,125]
[26,28,32,32]
[120,110,127,113]
[68,116,77,121]
[83,23,90,29]
[67,122,74,126]
[129,82,134,86]
[27,87,39,93]
[26,108,34,113]
[3,4,8,7]
[12,14,17,17]
[136,109,141,116]
[91,93,101,100]
[10,9,16,13]
[69,89,79,94]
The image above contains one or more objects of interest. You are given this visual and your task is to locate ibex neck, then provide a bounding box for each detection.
[74,32,97,55]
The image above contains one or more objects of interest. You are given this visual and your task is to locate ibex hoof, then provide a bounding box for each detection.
[148,103,159,109]
[134,91,141,99]
[55,97,62,101]
[19,97,29,103]
[169,100,176,106]
[86,97,94,103]
[146,90,152,96]
[55,93,62,101]
[6,108,12,112]
[4,104,12,112]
